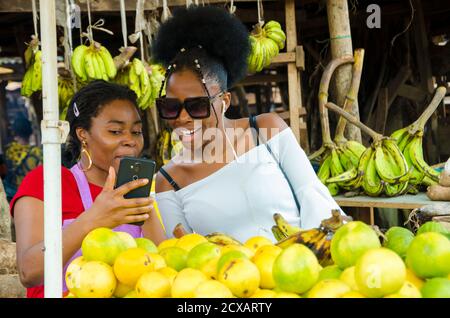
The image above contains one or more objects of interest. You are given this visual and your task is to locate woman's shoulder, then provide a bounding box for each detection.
[155,161,180,193]
[252,113,289,141]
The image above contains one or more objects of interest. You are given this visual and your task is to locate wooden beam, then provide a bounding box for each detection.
[239,74,287,86]
[397,84,428,102]
[0,0,274,12]
[387,66,412,106]
[270,52,296,65]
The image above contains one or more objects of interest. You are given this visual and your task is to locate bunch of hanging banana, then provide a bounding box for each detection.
[309,49,367,196]
[390,86,446,189]
[21,40,42,97]
[71,41,117,83]
[247,20,286,73]
[148,63,165,107]
[275,210,349,266]
[325,102,411,197]
[58,73,75,120]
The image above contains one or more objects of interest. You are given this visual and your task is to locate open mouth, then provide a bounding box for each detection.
[178,127,202,142]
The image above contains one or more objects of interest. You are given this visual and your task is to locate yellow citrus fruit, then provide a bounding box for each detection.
[200,257,220,280]
[384,281,421,298]
[81,227,126,265]
[307,279,351,298]
[250,289,277,298]
[251,245,282,289]
[159,246,188,271]
[194,280,234,298]
[72,261,116,298]
[171,268,208,298]
[220,244,254,258]
[218,258,260,298]
[254,244,281,258]
[135,238,158,253]
[113,282,134,298]
[187,242,221,270]
[158,238,179,251]
[115,231,137,249]
[136,271,171,298]
[405,268,424,290]
[330,221,381,269]
[340,266,358,291]
[340,291,365,298]
[405,232,450,279]
[275,291,301,298]
[65,256,86,294]
[318,265,343,281]
[176,233,208,252]
[420,277,450,298]
[244,236,273,254]
[158,267,178,285]
[113,248,166,287]
[123,290,138,298]
[272,244,321,294]
[217,250,248,274]
[355,248,406,298]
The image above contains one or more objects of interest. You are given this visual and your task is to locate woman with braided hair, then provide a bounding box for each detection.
[10,80,166,297]
[154,6,342,243]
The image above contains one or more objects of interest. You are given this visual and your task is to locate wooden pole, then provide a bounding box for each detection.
[326,0,362,143]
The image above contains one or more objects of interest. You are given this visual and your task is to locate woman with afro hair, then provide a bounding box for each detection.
[153,6,342,242]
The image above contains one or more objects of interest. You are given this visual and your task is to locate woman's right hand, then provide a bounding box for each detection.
[83,166,154,229]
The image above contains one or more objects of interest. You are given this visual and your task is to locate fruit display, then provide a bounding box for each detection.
[309,49,366,196]
[71,41,117,83]
[57,70,75,120]
[156,128,183,167]
[21,37,42,97]
[115,58,165,110]
[247,20,286,73]
[64,215,450,298]
[324,85,445,197]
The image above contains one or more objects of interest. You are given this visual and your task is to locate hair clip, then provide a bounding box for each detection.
[73,102,80,117]
[180,47,186,52]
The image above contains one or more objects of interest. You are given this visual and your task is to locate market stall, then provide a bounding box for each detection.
[0,0,449,300]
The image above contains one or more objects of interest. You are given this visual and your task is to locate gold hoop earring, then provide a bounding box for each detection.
[79,141,93,172]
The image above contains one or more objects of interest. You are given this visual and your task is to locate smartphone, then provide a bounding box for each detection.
[115,157,156,226]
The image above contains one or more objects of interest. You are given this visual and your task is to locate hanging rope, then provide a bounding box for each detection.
[128,0,146,60]
[257,0,264,27]
[31,0,39,39]
[390,0,414,48]
[229,0,236,14]
[186,0,193,8]
[86,0,94,42]
[120,0,128,48]
[162,0,171,22]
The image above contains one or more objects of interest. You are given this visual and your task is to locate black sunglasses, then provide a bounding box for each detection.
[156,92,224,120]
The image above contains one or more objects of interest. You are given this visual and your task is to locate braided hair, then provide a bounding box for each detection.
[151,6,250,91]
[63,80,139,167]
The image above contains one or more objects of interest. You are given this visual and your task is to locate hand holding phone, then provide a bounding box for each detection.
[115,157,156,226]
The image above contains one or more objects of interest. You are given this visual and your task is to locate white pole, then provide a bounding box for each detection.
[39,0,63,298]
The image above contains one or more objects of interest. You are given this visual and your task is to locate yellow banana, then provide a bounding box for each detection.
[272,226,288,241]
[273,213,301,236]
[205,233,242,246]
[83,50,96,80]
[94,52,109,81]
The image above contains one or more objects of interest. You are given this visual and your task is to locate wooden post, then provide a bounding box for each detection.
[285,0,309,151]
[326,0,362,143]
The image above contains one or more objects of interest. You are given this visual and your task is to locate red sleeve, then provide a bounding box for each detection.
[10,165,44,217]
[9,165,91,221]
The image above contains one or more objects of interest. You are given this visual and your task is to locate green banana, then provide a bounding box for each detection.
[99,45,117,79]
[272,226,288,241]
[326,166,358,184]
[84,50,96,80]
[72,44,89,81]
[408,135,440,182]
[363,150,384,196]
[317,154,331,183]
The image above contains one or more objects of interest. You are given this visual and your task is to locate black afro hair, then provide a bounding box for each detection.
[151,6,250,89]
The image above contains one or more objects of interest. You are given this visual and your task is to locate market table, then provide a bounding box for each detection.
[334,193,447,225]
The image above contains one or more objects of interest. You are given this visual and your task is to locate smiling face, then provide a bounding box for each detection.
[77,99,144,174]
[164,68,231,152]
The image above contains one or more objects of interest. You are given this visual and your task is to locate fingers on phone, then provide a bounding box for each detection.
[126,213,149,224]
[123,197,153,208]
[117,178,149,195]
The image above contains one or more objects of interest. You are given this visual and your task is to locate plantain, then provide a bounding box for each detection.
[273,213,301,237]
[205,232,242,246]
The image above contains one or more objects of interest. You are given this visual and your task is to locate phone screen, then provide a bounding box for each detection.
[115,157,156,225]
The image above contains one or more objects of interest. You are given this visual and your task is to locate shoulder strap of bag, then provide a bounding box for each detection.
[249,115,301,217]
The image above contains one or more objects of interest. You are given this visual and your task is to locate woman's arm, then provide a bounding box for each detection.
[257,114,342,229]
[155,171,193,238]
[14,197,97,288]
[141,202,167,245]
